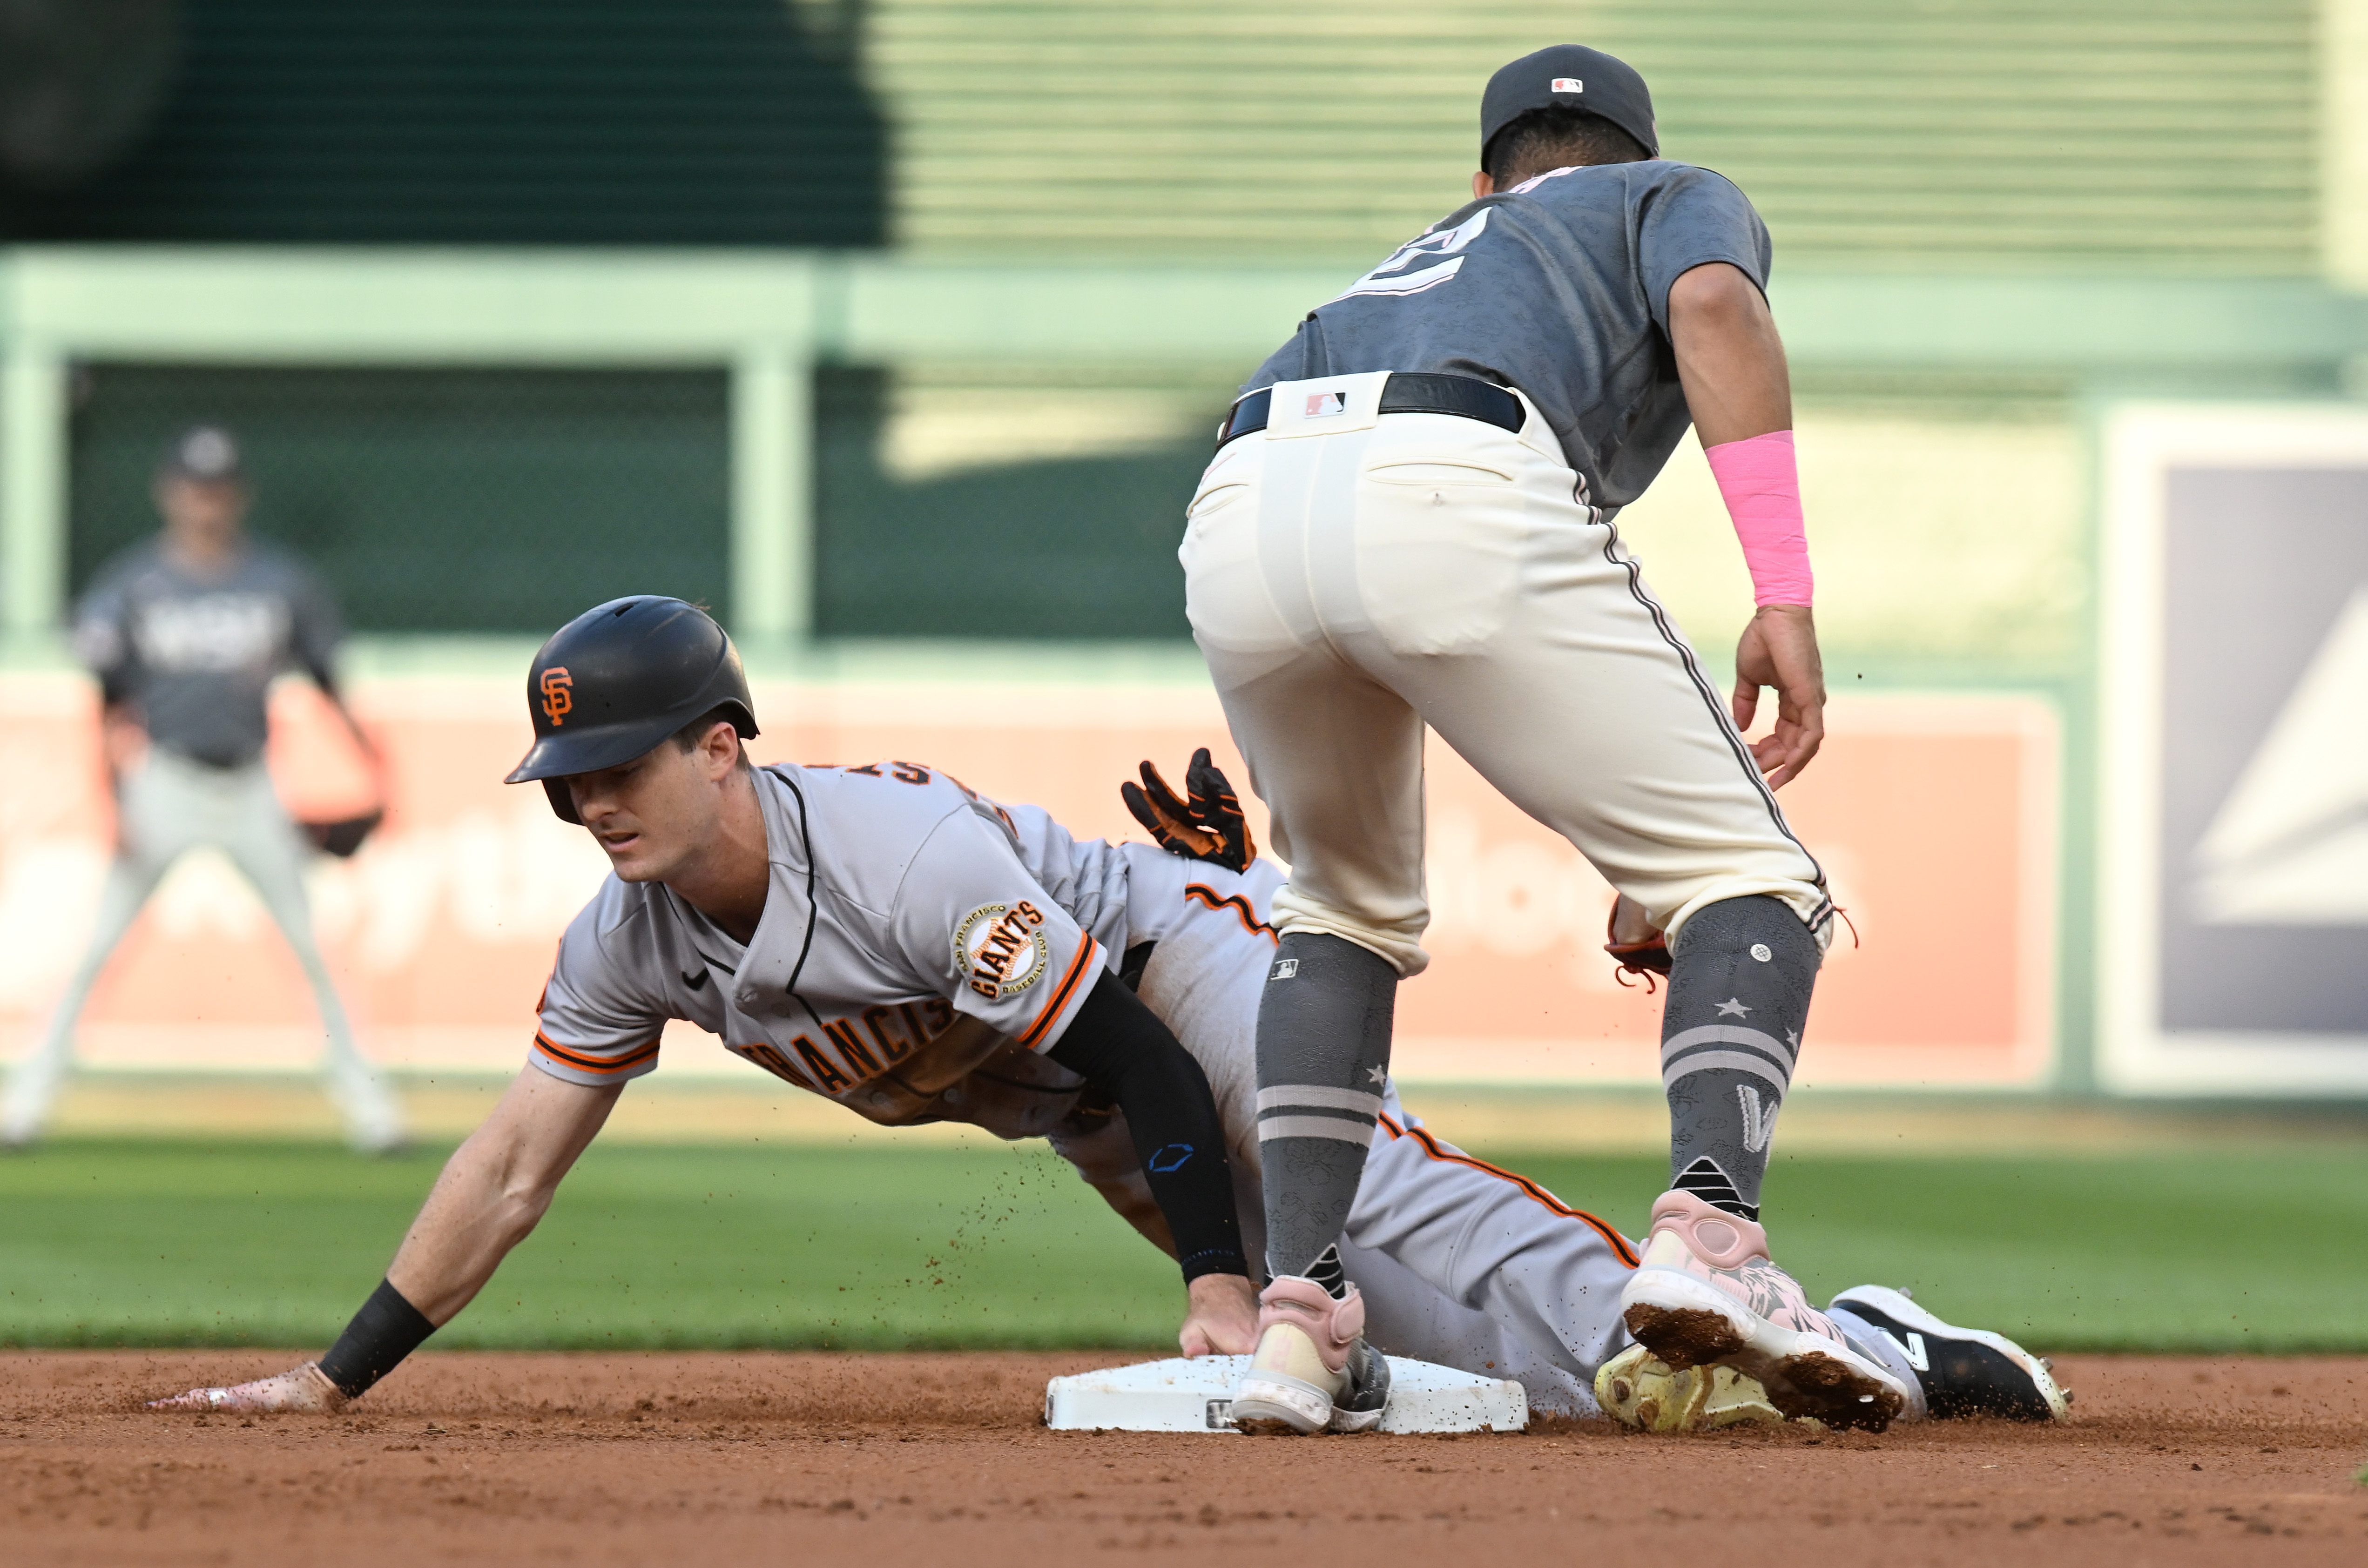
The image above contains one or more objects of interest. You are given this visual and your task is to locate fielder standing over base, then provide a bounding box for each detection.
[1189,46,1909,1433]
[1,426,404,1153]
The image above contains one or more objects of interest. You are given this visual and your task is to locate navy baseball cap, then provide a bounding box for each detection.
[1480,45,1658,164]
[159,424,244,483]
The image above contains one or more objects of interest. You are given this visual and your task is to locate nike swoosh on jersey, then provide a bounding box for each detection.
[681,968,709,989]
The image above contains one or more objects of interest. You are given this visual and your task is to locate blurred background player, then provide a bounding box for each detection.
[0,425,405,1154]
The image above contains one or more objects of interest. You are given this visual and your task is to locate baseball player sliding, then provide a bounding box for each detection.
[149,599,2066,1434]
[1182,43,1891,1434]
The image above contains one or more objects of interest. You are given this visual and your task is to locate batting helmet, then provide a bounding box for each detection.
[504,597,759,823]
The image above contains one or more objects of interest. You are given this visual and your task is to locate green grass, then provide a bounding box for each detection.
[1,1137,2362,1354]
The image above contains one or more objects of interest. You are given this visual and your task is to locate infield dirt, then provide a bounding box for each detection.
[4,1352,2364,1565]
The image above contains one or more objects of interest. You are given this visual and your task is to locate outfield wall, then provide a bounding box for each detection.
[0,656,2057,1093]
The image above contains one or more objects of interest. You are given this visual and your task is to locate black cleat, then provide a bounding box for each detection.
[1328,1339,1391,1433]
[1828,1285,2070,1422]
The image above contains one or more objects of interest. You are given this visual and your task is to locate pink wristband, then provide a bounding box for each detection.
[1704,429,1814,607]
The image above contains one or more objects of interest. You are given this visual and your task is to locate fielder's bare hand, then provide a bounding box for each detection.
[1731,604,1824,788]
[1178,1272,1260,1357]
[148,1361,344,1413]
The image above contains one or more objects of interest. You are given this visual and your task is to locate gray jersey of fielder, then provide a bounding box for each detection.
[531,763,1129,1091]
[73,539,344,767]
[1244,159,1770,515]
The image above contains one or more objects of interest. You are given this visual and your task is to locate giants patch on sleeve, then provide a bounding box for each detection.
[954,902,1050,999]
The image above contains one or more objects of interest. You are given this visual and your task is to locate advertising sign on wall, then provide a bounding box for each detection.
[2099,404,2368,1093]
[0,671,2058,1090]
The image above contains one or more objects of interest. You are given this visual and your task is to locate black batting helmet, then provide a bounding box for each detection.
[504,597,759,823]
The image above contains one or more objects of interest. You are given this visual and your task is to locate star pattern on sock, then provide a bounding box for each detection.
[1716,997,1752,1017]
[1786,1029,1800,1048]
[1366,1064,1386,1084]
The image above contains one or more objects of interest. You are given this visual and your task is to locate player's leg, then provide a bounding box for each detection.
[1825,1285,2068,1421]
[1329,415,1829,1218]
[2,758,189,1145]
[2,855,170,1144]
[1331,1237,1598,1418]
[1313,407,1902,1424]
[218,764,405,1153]
[1599,1286,2071,1430]
[1182,401,1430,1430]
[1339,1085,1639,1409]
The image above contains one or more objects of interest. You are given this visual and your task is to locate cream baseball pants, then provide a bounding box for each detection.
[1181,371,1828,975]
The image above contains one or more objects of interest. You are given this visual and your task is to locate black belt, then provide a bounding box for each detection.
[1216,371,1522,452]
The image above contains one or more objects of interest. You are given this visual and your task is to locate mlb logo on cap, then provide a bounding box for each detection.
[1305,391,1347,418]
[1551,77,1583,92]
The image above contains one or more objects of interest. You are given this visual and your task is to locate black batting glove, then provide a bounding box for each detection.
[1121,747,1258,874]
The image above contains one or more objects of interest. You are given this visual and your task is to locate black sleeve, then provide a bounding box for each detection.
[317,1278,437,1399]
[287,561,345,693]
[1047,970,1249,1284]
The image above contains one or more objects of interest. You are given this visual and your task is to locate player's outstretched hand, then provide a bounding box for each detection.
[148,1362,345,1414]
[1178,1272,1260,1357]
[1731,605,1826,789]
[1122,748,1258,873]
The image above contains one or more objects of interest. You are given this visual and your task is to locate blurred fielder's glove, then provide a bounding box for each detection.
[1605,894,1671,988]
[1123,747,1256,874]
[304,810,383,859]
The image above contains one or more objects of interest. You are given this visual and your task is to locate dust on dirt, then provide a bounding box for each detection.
[4,1352,2364,1565]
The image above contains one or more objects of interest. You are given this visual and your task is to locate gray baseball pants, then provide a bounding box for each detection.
[1,748,404,1150]
[1073,848,1640,1416]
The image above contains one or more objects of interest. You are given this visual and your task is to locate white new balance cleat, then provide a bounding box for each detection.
[1618,1190,1909,1432]
[1828,1285,2071,1421]
[1231,1276,1389,1435]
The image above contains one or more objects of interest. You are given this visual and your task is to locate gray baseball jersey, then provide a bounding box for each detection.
[530,763,1127,1093]
[1243,160,1771,513]
[72,540,344,768]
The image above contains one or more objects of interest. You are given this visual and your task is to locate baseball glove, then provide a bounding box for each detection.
[1605,894,1671,989]
[1122,747,1256,874]
[303,810,383,859]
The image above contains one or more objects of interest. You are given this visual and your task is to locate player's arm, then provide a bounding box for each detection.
[1043,972,1250,1285]
[1048,1119,1257,1356]
[1041,974,1258,1353]
[149,1065,619,1412]
[1667,259,1826,788]
[67,582,148,787]
[382,1066,619,1322]
[289,572,380,762]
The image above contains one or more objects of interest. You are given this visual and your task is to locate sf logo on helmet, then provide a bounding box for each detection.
[540,667,574,727]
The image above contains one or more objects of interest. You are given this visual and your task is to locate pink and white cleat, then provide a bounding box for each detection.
[1230,1276,1389,1435]
[1618,1190,1908,1431]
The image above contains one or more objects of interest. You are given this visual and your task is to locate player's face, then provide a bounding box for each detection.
[154,476,249,549]
[565,729,735,882]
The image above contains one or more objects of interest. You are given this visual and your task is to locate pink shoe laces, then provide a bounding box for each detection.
[1646,1191,1846,1342]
